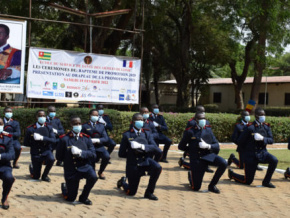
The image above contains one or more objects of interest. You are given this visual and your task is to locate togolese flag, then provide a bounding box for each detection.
[38,51,51,60]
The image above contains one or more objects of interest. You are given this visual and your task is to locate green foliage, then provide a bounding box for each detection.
[263,107,290,117]
[5,108,290,144]
[204,104,219,113]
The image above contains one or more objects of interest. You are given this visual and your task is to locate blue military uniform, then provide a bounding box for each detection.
[23,123,56,180]
[56,131,97,202]
[178,125,227,191]
[3,118,21,167]
[99,114,116,154]
[148,113,172,161]
[81,121,110,175]
[118,127,162,196]
[230,121,248,168]
[46,116,65,150]
[231,120,278,185]
[0,132,15,205]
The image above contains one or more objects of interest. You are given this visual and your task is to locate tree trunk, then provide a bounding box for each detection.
[176,76,189,107]
[153,71,159,105]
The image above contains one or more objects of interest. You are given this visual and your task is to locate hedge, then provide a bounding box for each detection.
[1,107,290,144]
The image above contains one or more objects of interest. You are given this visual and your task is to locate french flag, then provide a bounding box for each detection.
[123,60,133,68]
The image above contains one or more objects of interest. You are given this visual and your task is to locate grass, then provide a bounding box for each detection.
[219,149,290,170]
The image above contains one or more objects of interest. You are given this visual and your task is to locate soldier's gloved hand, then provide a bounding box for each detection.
[98,117,106,126]
[130,141,145,150]
[92,138,101,144]
[34,133,44,141]
[71,146,82,157]
[199,139,211,149]
[2,131,9,134]
[254,133,264,141]
[153,121,159,127]
[53,128,58,134]
[0,154,1,160]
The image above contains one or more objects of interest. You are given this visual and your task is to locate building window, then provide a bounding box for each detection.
[213,92,222,103]
[258,93,268,105]
[285,93,290,105]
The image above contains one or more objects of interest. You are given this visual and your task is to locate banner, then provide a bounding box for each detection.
[0,19,26,93]
[27,47,141,104]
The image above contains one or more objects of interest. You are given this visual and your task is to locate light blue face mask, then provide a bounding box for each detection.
[38,117,46,124]
[258,116,266,123]
[135,121,144,129]
[49,112,56,118]
[244,116,250,122]
[198,119,206,128]
[143,114,149,120]
[5,112,13,119]
[73,125,82,133]
[98,110,104,115]
[153,108,159,114]
[0,126,3,133]
[91,116,98,123]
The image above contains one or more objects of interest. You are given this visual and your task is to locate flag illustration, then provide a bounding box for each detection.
[123,60,133,68]
[38,51,51,60]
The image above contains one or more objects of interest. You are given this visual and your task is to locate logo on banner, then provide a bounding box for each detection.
[55,92,64,97]
[28,90,41,95]
[120,88,126,93]
[43,91,53,96]
[84,56,92,65]
[53,82,57,90]
[39,51,51,60]
[123,60,133,68]
[82,86,90,91]
[65,92,72,98]
[60,83,65,88]
[81,94,86,97]
[93,86,97,90]
[30,82,41,88]
[44,81,50,87]
[119,94,125,101]
[73,92,79,98]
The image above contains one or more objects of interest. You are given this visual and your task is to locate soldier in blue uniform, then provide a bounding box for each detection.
[117,113,162,200]
[82,109,109,180]
[285,138,290,179]
[178,112,227,194]
[97,104,116,158]
[179,105,214,173]
[24,110,56,182]
[228,108,278,188]
[46,105,65,166]
[148,104,172,163]
[56,116,97,205]
[228,111,263,171]
[2,107,21,169]
[0,118,15,210]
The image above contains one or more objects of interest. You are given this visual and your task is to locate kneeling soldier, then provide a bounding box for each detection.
[56,116,97,205]
[178,112,227,193]
[117,113,162,200]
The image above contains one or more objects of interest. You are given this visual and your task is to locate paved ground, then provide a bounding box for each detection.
[1,146,289,217]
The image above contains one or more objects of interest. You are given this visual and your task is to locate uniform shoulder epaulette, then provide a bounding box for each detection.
[247,122,253,127]
[81,133,90,138]
[235,122,240,125]
[185,126,193,131]
[264,123,270,127]
[205,125,211,128]
[26,124,35,129]
[103,114,109,116]
[59,134,66,139]
[188,118,195,122]
[122,129,131,134]
[142,128,150,132]
[1,132,12,137]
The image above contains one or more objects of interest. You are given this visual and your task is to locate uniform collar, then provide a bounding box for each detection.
[0,44,9,53]
[36,122,45,128]
[133,127,142,135]
[241,120,248,125]
[4,117,11,123]
[90,120,97,126]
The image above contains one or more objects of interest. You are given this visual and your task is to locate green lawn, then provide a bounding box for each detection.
[219,149,290,170]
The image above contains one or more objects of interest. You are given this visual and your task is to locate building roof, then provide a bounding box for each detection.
[158,76,290,85]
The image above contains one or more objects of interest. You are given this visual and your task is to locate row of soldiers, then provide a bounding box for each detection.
[0,104,289,209]
[0,104,171,208]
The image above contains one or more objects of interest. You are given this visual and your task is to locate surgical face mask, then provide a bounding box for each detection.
[258,116,266,123]
[244,116,250,122]
[135,121,144,129]
[143,114,149,120]
[49,112,56,118]
[0,126,3,133]
[198,119,206,128]
[98,110,104,115]
[153,108,159,114]
[5,112,13,119]
[91,116,98,123]
[73,125,82,133]
[38,117,46,124]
